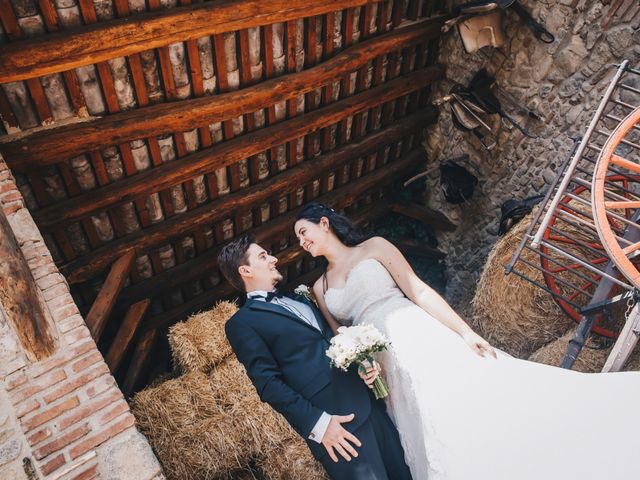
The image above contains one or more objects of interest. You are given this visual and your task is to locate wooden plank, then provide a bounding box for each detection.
[122,329,157,396]
[142,197,392,331]
[0,206,57,361]
[62,133,429,285]
[0,0,386,83]
[33,68,442,230]
[393,237,446,259]
[390,202,458,232]
[0,18,445,169]
[104,298,150,372]
[84,249,136,341]
[117,115,425,304]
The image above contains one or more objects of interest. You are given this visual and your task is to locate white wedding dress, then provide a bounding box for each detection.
[324,258,640,480]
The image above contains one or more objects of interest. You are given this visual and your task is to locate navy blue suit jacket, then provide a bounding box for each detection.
[225,293,373,459]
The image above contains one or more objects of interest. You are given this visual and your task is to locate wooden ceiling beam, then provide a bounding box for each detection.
[58,110,434,284]
[104,298,150,373]
[141,197,393,332]
[0,19,444,170]
[0,0,387,84]
[84,249,136,341]
[0,204,57,361]
[33,70,441,230]
[118,182,393,307]
[122,329,157,396]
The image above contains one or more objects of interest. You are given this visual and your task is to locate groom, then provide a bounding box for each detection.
[218,234,412,480]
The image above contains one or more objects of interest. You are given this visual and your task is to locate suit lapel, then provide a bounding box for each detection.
[246,298,323,336]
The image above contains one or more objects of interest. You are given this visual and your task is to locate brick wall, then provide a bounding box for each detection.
[0,154,163,479]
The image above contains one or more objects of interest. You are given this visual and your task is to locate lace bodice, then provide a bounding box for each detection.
[324,258,409,326]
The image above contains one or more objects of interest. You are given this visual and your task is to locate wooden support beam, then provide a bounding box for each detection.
[0,19,445,169]
[119,185,392,307]
[0,206,57,361]
[122,329,157,396]
[390,202,458,232]
[84,249,136,341]
[33,72,441,230]
[392,237,446,259]
[60,110,435,284]
[104,298,150,373]
[0,0,387,83]
[142,197,392,331]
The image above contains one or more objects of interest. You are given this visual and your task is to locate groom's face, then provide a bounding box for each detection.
[241,243,283,289]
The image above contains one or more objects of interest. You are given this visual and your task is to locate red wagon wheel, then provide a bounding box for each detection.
[592,107,640,288]
[539,176,639,338]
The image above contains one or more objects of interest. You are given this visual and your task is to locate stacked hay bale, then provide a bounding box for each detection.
[472,213,640,372]
[131,301,328,480]
[528,330,640,373]
[471,214,574,358]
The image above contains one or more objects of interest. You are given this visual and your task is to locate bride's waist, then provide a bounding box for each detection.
[356,295,419,321]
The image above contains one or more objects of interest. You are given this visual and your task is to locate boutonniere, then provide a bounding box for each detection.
[294,284,316,306]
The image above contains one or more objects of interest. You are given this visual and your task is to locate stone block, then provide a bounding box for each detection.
[95,425,164,480]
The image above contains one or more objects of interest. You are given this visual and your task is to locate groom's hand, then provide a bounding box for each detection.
[322,414,362,463]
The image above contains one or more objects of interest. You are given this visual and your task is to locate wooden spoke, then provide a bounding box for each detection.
[609,154,640,174]
[622,240,640,256]
[604,200,640,209]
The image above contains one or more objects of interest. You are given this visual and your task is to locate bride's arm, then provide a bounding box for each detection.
[312,278,342,336]
[366,237,496,358]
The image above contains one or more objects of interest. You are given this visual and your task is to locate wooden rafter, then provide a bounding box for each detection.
[0,0,387,83]
[105,298,150,372]
[390,202,458,232]
[84,249,136,341]
[59,110,434,284]
[122,329,157,396]
[0,20,444,170]
[32,71,441,230]
[141,197,393,332]
[0,205,57,360]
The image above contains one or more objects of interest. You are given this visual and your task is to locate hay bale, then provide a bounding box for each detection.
[168,300,238,373]
[472,214,575,358]
[527,331,611,372]
[132,301,328,480]
[528,329,640,373]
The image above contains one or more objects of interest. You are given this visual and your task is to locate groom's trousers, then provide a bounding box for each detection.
[319,401,413,480]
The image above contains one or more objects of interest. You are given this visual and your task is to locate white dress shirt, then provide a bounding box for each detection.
[247,290,330,444]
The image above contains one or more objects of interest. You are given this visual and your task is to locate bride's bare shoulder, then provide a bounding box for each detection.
[360,236,394,252]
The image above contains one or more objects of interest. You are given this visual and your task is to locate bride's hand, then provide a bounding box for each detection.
[358,361,382,388]
[462,330,497,358]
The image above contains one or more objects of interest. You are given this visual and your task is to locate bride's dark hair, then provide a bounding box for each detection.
[296,202,370,247]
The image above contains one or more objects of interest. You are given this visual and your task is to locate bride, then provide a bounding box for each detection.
[294,202,640,480]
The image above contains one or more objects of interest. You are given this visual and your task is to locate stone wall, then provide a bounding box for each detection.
[0,154,163,479]
[423,0,640,307]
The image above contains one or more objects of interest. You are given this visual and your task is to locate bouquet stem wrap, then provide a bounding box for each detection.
[358,355,389,400]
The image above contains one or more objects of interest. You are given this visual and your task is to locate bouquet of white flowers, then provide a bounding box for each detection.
[326,325,390,400]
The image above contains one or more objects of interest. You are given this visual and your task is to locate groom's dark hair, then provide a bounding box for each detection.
[217,234,256,292]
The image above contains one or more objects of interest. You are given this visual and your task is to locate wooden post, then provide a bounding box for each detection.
[602,303,640,372]
[105,299,150,373]
[122,329,157,396]
[85,249,136,341]
[0,207,57,361]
